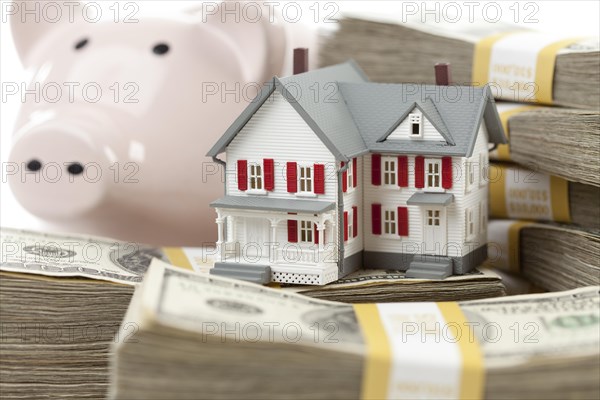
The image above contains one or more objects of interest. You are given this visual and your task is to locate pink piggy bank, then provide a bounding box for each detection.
[7,2,315,245]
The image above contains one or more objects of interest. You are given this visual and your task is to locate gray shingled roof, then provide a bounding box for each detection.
[339,82,505,156]
[210,196,335,213]
[207,61,506,159]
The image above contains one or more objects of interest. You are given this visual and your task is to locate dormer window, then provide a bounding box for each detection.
[409,113,422,138]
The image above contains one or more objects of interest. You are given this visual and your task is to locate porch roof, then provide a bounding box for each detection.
[210,196,336,214]
[407,193,455,206]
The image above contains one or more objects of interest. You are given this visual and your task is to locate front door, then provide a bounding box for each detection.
[423,208,447,255]
[245,218,269,259]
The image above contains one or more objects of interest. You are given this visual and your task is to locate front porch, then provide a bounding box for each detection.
[210,196,340,285]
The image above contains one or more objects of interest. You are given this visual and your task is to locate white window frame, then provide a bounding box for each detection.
[382,156,397,187]
[480,201,488,234]
[465,206,478,242]
[425,209,441,227]
[465,160,476,193]
[347,208,354,241]
[299,220,314,243]
[479,152,488,188]
[425,158,443,192]
[383,208,397,237]
[247,161,266,195]
[409,112,423,138]
[346,159,354,192]
[297,164,315,197]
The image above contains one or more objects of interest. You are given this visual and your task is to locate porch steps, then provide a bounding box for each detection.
[405,258,453,280]
[210,262,271,284]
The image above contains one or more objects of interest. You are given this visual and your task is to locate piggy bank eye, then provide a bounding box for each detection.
[152,43,169,55]
[74,38,89,50]
[26,159,42,172]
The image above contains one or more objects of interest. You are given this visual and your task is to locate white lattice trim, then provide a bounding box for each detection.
[271,265,339,285]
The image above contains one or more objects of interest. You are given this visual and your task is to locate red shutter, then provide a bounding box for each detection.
[352,158,358,187]
[237,160,247,191]
[286,162,297,193]
[442,156,453,189]
[352,206,358,238]
[314,223,319,244]
[344,211,349,241]
[398,156,408,187]
[314,164,325,194]
[371,203,382,235]
[287,220,298,242]
[341,162,347,192]
[398,207,409,236]
[264,158,274,191]
[415,156,425,188]
[371,154,381,185]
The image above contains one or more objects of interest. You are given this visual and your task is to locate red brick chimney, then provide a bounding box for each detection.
[293,48,309,75]
[434,63,451,86]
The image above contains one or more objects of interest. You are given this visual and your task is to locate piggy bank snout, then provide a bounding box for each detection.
[8,127,109,219]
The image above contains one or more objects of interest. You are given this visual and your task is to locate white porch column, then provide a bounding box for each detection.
[215,209,225,260]
[316,222,325,265]
[269,219,280,264]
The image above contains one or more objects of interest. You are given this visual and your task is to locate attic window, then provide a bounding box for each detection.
[409,113,422,138]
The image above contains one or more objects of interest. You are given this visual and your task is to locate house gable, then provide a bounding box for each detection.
[384,105,448,142]
[226,90,337,200]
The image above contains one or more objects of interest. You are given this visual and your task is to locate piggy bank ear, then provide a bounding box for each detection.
[9,2,81,66]
[186,2,287,83]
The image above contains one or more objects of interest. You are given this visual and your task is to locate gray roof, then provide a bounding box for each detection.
[407,193,455,206]
[210,196,335,213]
[207,61,507,160]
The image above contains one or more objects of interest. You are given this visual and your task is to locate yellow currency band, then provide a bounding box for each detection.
[489,163,507,218]
[489,164,571,223]
[472,31,521,87]
[550,175,571,223]
[437,302,485,400]
[496,106,538,161]
[162,247,194,271]
[535,38,584,104]
[354,303,484,400]
[473,32,582,104]
[354,303,391,400]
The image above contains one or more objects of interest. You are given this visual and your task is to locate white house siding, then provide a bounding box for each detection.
[460,124,490,255]
[226,90,338,202]
[363,153,467,259]
[342,156,364,258]
[386,107,445,141]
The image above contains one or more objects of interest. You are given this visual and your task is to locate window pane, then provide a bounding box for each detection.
[412,123,419,135]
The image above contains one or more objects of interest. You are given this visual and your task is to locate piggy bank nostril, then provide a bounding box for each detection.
[152,43,170,55]
[67,163,84,175]
[26,159,42,172]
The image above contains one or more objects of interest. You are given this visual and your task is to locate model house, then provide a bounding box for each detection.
[207,51,506,285]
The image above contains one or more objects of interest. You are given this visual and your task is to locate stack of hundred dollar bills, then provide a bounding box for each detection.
[111,259,600,399]
[0,227,505,398]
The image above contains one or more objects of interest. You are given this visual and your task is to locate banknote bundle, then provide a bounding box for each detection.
[489,163,600,229]
[0,227,506,398]
[286,268,505,302]
[487,220,600,292]
[0,228,168,399]
[490,107,600,188]
[111,260,600,400]
[320,16,600,108]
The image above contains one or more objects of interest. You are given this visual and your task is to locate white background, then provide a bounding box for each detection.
[1,0,599,238]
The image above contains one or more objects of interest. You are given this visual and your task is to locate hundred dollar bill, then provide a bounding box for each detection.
[0,227,203,284]
[111,259,600,400]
